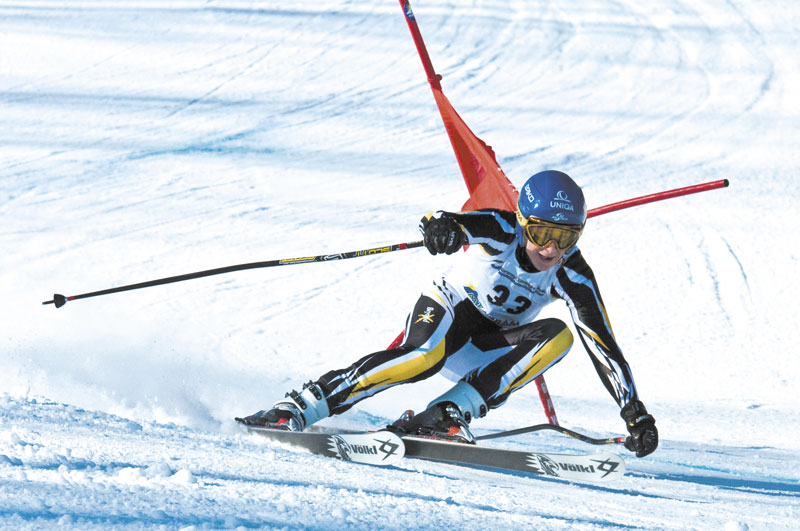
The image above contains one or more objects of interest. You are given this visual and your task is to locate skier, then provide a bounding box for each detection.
[239,170,659,458]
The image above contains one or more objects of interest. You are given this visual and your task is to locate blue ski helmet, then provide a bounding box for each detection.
[516,170,587,247]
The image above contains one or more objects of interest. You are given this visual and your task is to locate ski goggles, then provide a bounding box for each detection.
[516,207,584,250]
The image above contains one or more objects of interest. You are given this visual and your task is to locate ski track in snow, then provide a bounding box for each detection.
[1,0,799,529]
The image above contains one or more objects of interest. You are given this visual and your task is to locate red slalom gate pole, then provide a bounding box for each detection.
[588,179,729,218]
[399,0,442,90]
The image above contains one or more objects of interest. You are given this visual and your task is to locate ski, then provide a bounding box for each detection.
[402,435,625,483]
[240,422,625,482]
[241,424,405,466]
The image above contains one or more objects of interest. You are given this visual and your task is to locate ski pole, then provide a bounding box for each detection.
[43,178,728,310]
[42,240,424,309]
[475,424,628,446]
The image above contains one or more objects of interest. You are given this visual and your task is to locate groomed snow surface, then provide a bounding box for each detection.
[1,1,798,529]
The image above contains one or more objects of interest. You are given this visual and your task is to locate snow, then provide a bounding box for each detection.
[1,0,798,529]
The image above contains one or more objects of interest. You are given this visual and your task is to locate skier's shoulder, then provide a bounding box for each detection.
[560,246,590,272]
[555,247,601,290]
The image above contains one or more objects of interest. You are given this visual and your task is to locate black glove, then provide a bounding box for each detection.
[420,213,466,255]
[621,400,658,458]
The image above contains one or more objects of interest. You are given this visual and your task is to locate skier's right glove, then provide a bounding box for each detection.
[419,212,466,255]
[621,400,658,458]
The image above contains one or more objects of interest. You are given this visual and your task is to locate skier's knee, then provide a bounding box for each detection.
[540,317,570,339]
[517,318,570,344]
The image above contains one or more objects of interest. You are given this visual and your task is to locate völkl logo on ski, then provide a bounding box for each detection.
[524,452,625,482]
[328,434,402,463]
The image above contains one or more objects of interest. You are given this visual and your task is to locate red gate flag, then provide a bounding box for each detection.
[432,90,520,212]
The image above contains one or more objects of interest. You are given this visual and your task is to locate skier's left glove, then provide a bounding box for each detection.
[621,400,658,458]
[419,212,466,255]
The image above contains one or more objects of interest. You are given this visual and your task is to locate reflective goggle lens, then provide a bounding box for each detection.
[516,209,583,250]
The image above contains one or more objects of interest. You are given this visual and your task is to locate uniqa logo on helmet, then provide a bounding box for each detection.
[550,190,574,212]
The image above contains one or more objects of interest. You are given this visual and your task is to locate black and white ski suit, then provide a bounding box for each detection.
[316,209,640,417]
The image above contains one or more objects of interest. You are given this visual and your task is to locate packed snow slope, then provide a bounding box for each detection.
[1,0,798,529]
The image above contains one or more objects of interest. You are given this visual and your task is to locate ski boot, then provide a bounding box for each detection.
[388,402,475,444]
[387,381,488,444]
[236,381,330,431]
